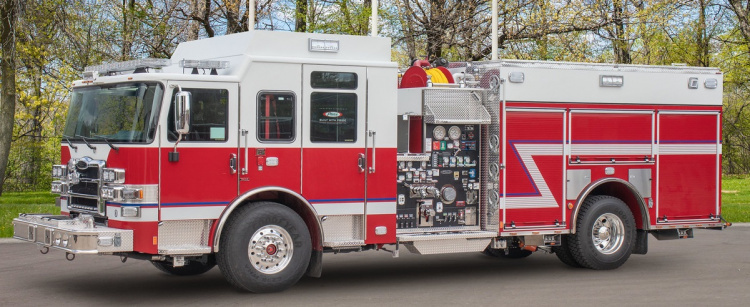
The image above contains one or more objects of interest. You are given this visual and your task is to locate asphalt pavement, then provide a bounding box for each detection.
[1,226,748,306]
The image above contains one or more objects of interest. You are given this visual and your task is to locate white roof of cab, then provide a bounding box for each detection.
[166,30,395,78]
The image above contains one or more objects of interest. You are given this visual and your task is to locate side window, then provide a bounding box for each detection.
[258,92,295,142]
[311,72,357,89]
[310,92,357,142]
[168,88,228,142]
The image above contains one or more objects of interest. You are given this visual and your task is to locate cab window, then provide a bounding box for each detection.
[168,88,228,142]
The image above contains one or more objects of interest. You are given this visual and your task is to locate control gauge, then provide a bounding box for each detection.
[433,126,446,140]
[448,126,462,140]
[440,185,457,204]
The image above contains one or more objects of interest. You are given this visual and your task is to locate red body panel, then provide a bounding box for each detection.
[504,111,564,227]
[108,220,158,254]
[365,214,396,244]
[657,113,719,221]
[160,147,237,205]
[240,147,301,193]
[303,148,365,201]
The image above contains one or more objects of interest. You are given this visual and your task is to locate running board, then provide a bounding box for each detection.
[397,231,497,255]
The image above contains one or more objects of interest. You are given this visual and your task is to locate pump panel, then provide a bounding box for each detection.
[396,124,481,229]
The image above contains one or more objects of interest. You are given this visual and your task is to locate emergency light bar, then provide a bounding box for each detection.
[179,59,230,75]
[84,58,171,79]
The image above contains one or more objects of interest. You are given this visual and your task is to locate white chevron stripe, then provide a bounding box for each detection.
[506,144,562,209]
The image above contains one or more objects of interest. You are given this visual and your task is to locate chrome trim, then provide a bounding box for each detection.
[241,129,249,175]
[570,178,650,234]
[212,187,322,253]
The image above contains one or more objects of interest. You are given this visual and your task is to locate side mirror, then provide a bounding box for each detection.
[174,91,191,135]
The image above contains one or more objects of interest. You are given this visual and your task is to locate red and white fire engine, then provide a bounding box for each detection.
[13,30,728,293]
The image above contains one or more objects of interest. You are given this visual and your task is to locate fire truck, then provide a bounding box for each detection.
[12,30,728,293]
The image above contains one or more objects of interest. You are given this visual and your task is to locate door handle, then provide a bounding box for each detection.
[229,153,237,174]
[241,129,248,175]
[357,153,366,173]
[368,130,376,174]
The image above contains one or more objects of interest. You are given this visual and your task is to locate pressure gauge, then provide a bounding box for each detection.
[448,126,461,140]
[433,126,446,140]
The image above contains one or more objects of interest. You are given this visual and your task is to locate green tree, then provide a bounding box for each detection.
[0,0,19,195]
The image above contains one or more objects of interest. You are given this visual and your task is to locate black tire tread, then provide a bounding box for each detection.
[552,235,582,268]
[217,201,311,293]
[568,195,635,270]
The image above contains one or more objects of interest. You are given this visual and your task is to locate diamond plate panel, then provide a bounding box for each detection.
[422,89,491,124]
[158,220,211,254]
[321,215,363,246]
[480,76,501,233]
[404,238,492,255]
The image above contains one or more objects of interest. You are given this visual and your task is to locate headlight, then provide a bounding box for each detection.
[102,168,125,183]
[52,165,67,179]
[51,181,67,194]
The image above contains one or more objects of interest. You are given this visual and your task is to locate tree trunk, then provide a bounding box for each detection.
[426,0,445,60]
[295,0,307,32]
[0,0,18,195]
[612,0,631,64]
[188,0,201,40]
[121,0,136,60]
[696,0,709,67]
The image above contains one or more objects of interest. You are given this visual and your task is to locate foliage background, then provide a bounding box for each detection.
[2,0,750,192]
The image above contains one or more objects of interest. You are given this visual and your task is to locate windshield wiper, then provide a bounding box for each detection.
[61,135,78,150]
[90,135,119,152]
[75,135,96,151]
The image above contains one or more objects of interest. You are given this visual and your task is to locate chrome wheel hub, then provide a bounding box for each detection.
[248,225,293,274]
[591,213,625,255]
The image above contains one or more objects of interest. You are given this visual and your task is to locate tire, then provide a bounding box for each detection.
[568,195,636,270]
[217,202,311,293]
[483,247,533,259]
[552,235,583,268]
[151,255,216,276]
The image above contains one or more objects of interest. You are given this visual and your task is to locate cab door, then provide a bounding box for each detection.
[238,62,303,194]
[301,65,368,245]
[160,82,239,221]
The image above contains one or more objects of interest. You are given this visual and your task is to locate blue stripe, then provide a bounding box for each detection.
[309,197,396,203]
[106,201,228,207]
[570,140,651,144]
[659,140,718,144]
[161,202,228,206]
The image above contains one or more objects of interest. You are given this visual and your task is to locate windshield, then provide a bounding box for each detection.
[63,82,164,143]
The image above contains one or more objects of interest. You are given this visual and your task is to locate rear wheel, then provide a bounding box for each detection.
[151,255,216,276]
[568,195,635,270]
[217,202,311,293]
[552,235,582,268]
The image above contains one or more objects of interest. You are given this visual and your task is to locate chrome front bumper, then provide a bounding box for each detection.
[12,214,133,254]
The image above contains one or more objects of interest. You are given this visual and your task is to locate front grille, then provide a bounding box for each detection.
[66,157,104,214]
[70,181,99,195]
[77,167,99,180]
[69,196,99,212]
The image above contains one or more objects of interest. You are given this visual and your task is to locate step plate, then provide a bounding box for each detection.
[398,231,496,255]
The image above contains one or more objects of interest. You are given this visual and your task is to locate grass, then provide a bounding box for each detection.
[0,192,59,238]
[0,176,749,238]
[721,175,750,223]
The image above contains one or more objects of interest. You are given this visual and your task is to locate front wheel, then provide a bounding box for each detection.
[217,202,311,293]
[568,195,635,270]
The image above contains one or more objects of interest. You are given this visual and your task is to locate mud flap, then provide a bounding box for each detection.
[305,249,323,278]
[633,229,648,255]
